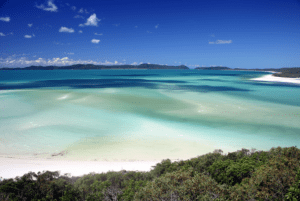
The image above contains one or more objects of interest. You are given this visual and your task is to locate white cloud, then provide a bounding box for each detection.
[71,6,76,11]
[74,15,84,19]
[155,24,159,29]
[209,40,232,44]
[114,61,118,64]
[78,30,83,33]
[91,39,100,44]
[0,17,10,22]
[131,62,138,65]
[28,23,33,27]
[0,56,120,67]
[94,33,102,36]
[36,0,58,12]
[59,27,74,33]
[80,14,100,27]
[0,32,5,36]
[135,26,138,28]
[24,35,34,38]
[113,23,120,27]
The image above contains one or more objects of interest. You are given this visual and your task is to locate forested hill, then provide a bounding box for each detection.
[194,66,231,70]
[0,64,189,70]
[273,67,300,78]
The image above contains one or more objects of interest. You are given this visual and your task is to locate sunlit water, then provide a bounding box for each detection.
[0,70,299,161]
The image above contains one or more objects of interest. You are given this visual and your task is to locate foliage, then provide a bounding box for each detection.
[0,171,80,201]
[285,168,300,201]
[230,146,300,201]
[208,150,270,186]
[1,146,300,201]
[135,167,229,200]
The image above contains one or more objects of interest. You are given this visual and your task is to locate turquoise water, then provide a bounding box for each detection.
[0,70,299,161]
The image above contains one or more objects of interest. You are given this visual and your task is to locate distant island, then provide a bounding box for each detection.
[194,66,231,70]
[195,66,282,72]
[195,66,300,78]
[0,63,189,70]
[273,67,300,78]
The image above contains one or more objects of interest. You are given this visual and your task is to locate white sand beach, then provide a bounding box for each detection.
[251,74,300,84]
[0,157,160,180]
[0,135,218,179]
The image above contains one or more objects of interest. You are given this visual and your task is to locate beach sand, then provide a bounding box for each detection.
[251,74,300,84]
[0,135,217,179]
[0,156,160,180]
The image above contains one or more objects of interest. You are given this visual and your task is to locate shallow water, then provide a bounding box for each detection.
[0,70,299,161]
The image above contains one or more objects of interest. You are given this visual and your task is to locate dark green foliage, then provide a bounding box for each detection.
[0,171,80,201]
[150,150,224,177]
[285,168,300,201]
[230,146,300,201]
[1,146,300,201]
[73,170,153,200]
[208,149,270,186]
[150,159,178,177]
[135,167,229,200]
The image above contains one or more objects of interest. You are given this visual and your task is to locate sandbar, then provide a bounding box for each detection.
[251,74,300,84]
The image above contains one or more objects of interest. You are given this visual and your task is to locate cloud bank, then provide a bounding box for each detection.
[0,56,121,67]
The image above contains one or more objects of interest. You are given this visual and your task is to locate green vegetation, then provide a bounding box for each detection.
[1,146,300,200]
[273,67,300,78]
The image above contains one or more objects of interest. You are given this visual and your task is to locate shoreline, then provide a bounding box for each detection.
[250,73,300,84]
[0,156,161,179]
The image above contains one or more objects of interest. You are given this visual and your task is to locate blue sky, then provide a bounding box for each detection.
[0,0,299,69]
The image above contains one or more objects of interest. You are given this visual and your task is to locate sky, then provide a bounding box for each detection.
[0,0,300,69]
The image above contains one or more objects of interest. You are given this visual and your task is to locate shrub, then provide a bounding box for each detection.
[134,168,229,200]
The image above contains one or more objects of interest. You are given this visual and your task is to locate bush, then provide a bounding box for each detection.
[285,167,300,201]
[134,168,229,200]
[230,154,300,201]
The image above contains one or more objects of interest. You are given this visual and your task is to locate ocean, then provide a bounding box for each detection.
[0,69,299,161]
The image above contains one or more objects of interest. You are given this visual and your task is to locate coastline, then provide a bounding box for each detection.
[0,135,217,179]
[250,73,300,84]
[0,156,161,179]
